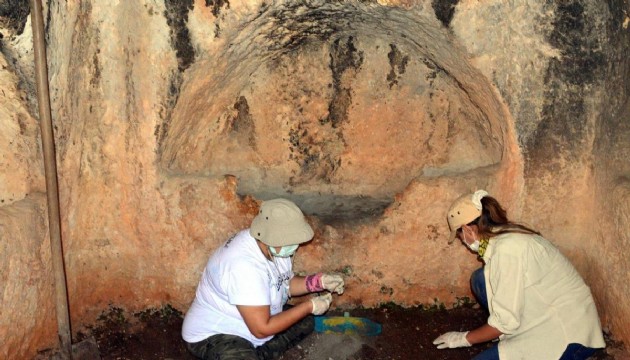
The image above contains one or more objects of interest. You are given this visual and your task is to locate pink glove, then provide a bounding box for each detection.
[305,273,325,292]
[305,273,345,294]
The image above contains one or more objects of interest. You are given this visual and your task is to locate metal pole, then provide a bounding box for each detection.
[29,0,73,358]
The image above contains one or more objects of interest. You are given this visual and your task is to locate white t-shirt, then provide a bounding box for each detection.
[482,233,605,359]
[182,229,293,346]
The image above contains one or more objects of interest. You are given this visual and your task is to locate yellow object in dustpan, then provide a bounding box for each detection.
[314,312,382,336]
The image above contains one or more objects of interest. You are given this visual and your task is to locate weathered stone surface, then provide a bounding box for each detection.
[0,29,49,359]
[0,0,30,35]
[0,0,629,357]
[0,195,55,359]
[159,2,514,220]
[593,63,630,345]
[295,170,506,308]
[595,180,630,345]
[452,0,560,147]
[0,53,44,205]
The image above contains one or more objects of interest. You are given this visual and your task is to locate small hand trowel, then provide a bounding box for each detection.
[314,312,382,336]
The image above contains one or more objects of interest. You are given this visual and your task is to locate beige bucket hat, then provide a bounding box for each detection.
[446,190,488,244]
[250,198,314,247]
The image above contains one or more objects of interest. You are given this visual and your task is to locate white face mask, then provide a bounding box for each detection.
[269,244,299,258]
[461,230,480,252]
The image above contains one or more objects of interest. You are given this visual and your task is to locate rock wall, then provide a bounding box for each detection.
[0,0,628,357]
[0,31,52,358]
[591,0,630,342]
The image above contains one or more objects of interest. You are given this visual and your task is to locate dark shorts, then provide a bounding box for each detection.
[186,313,314,360]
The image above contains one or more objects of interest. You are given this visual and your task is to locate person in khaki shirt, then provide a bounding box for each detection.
[433,190,605,360]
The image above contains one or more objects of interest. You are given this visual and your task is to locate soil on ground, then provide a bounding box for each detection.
[40,304,627,360]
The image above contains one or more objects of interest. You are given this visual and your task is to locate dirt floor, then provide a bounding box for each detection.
[40,304,628,360]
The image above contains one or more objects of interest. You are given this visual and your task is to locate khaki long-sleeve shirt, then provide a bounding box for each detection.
[482,233,605,359]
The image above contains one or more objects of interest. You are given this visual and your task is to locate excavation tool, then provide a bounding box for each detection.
[30,0,101,358]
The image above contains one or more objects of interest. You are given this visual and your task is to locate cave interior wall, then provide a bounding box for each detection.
[0,0,629,357]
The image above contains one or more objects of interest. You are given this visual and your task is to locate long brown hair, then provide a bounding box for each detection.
[470,196,541,239]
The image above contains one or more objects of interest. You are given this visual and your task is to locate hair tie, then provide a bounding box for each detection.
[471,190,489,210]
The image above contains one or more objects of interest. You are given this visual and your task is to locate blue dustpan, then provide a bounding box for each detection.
[314,312,382,336]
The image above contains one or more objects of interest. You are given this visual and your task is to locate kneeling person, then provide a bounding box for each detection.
[182,198,344,360]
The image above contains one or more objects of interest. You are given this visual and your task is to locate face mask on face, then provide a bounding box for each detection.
[269,244,299,258]
[461,229,480,252]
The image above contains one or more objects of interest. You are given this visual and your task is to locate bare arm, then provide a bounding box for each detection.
[289,276,309,297]
[466,323,503,344]
[237,300,312,339]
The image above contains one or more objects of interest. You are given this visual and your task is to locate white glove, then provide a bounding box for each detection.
[321,273,345,295]
[310,293,333,315]
[433,331,471,349]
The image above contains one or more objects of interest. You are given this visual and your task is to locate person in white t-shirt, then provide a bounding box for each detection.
[182,198,345,360]
[433,190,606,360]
